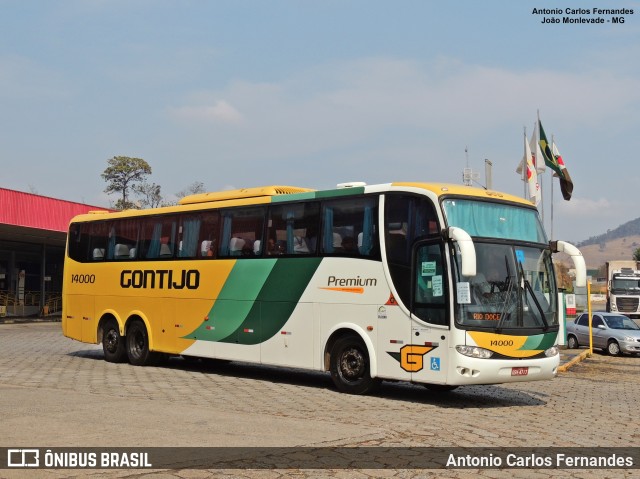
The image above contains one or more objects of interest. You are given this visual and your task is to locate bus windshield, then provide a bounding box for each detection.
[452,242,557,331]
[442,198,547,243]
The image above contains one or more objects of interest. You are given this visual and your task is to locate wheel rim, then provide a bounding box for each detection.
[339,346,366,382]
[130,329,145,359]
[609,342,620,355]
[105,328,119,353]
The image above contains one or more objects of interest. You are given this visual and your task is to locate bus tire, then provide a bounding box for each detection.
[102,318,127,363]
[329,335,380,395]
[126,320,159,366]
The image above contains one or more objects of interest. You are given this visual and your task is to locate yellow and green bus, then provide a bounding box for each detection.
[62,182,586,394]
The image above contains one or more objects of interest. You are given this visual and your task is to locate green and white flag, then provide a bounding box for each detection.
[538,120,573,201]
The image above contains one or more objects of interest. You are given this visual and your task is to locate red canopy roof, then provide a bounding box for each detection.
[0,188,110,233]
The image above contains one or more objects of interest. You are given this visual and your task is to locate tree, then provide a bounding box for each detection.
[633,248,640,262]
[101,156,152,210]
[176,181,206,199]
[554,262,573,292]
[134,182,164,209]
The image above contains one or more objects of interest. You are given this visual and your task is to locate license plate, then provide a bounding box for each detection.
[511,367,529,376]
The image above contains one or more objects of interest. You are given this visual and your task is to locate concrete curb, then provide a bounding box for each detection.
[0,316,61,325]
[558,350,591,372]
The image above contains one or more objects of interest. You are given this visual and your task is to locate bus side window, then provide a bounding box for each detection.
[198,212,219,258]
[219,207,265,258]
[178,215,201,258]
[386,224,407,265]
[106,219,138,261]
[140,216,177,259]
[321,197,378,257]
[267,202,320,255]
[68,222,94,262]
[90,224,106,261]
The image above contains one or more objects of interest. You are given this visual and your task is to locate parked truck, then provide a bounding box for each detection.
[606,260,640,318]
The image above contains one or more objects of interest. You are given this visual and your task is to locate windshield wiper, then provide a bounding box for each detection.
[495,256,517,333]
[495,260,549,332]
[523,275,549,331]
[518,261,549,331]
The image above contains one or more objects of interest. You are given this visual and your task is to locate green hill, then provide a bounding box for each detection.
[578,217,640,248]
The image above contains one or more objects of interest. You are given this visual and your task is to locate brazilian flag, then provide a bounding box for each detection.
[539,120,573,201]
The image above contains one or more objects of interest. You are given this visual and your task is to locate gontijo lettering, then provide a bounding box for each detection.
[120,269,200,290]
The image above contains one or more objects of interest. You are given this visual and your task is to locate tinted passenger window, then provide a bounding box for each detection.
[178,215,201,258]
[321,197,378,257]
[68,223,90,262]
[139,216,177,259]
[267,202,320,255]
[107,219,139,260]
[219,207,265,257]
[197,212,220,258]
[88,222,109,261]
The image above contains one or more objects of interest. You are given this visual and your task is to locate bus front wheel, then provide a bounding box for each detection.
[102,318,127,363]
[329,335,380,395]
[126,320,159,366]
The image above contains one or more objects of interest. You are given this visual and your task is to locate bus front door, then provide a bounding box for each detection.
[410,241,450,386]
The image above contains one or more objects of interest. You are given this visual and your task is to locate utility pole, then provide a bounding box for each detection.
[484,159,493,190]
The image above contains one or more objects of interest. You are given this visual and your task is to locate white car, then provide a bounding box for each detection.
[566,312,640,356]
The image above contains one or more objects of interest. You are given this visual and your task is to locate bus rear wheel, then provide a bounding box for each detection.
[329,335,380,395]
[126,320,159,366]
[102,318,127,363]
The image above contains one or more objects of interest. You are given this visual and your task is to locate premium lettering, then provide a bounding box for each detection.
[120,269,200,290]
[327,275,377,287]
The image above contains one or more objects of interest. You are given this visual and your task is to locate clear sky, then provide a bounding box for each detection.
[2,0,639,244]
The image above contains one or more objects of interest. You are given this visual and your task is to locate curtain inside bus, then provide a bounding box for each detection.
[442,199,546,243]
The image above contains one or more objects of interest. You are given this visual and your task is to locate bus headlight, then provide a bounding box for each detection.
[456,345,493,359]
[544,346,559,357]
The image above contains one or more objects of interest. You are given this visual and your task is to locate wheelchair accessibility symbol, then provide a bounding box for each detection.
[430,357,440,371]
[389,344,441,372]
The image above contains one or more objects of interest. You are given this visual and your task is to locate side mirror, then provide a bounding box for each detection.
[597,324,607,330]
[551,240,586,287]
[447,227,476,277]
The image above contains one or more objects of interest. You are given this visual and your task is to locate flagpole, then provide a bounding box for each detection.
[540,175,544,225]
[523,126,527,199]
[536,112,544,225]
[551,134,555,240]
